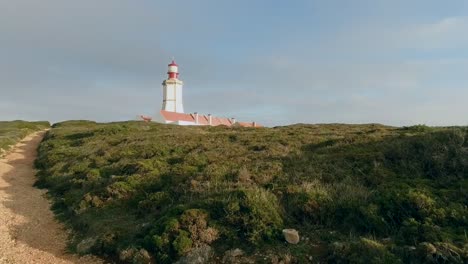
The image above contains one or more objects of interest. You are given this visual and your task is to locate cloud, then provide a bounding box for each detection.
[401,16,468,50]
[0,1,466,127]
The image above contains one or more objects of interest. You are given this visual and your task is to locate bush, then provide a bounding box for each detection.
[34,121,467,263]
[148,209,218,262]
[222,188,283,243]
[328,238,402,264]
[0,120,49,152]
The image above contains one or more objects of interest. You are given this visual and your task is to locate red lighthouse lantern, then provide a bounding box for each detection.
[168,60,179,79]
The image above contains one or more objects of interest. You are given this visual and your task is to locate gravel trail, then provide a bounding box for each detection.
[0,131,104,264]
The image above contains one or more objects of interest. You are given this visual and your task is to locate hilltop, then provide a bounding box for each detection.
[0,121,49,156]
[34,121,467,263]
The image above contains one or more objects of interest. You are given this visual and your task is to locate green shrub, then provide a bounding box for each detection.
[147,208,218,262]
[172,230,192,256]
[34,121,467,263]
[328,238,402,264]
[283,181,332,224]
[222,188,283,243]
[0,120,49,152]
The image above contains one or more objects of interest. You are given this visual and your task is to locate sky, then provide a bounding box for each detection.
[1,0,467,127]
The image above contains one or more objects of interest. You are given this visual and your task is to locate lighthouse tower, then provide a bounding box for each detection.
[161,60,184,113]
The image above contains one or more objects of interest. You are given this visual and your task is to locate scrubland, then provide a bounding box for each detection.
[0,121,49,155]
[34,121,467,263]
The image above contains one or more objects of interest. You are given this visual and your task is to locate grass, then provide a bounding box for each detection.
[0,120,50,155]
[35,121,468,263]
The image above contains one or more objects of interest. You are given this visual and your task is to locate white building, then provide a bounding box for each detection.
[161,61,184,113]
[154,60,260,128]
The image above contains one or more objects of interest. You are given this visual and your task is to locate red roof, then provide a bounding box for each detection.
[160,110,193,122]
[160,110,261,127]
[238,122,262,128]
[168,60,178,66]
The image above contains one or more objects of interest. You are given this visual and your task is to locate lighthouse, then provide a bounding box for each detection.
[155,60,261,127]
[161,60,184,113]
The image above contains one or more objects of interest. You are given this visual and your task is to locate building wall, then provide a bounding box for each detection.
[175,120,197,126]
[162,79,184,113]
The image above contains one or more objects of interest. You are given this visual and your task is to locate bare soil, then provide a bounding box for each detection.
[0,131,104,264]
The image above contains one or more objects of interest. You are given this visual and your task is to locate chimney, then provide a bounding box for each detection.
[252,121,257,127]
[208,114,212,126]
[231,117,236,124]
[194,112,199,124]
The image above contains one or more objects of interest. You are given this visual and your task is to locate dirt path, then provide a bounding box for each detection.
[0,131,104,264]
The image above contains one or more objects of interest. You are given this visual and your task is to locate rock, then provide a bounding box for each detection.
[120,248,152,264]
[409,246,416,251]
[176,245,213,264]
[282,254,292,264]
[332,242,345,250]
[134,249,152,264]
[76,237,97,254]
[230,248,244,258]
[119,248,137,262]
[418,242,437,255]
[271,256,279,264]
[222,248,245,263]
[282,229,300,244]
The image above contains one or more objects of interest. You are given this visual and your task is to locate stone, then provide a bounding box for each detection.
[222,248,245,263]
[418,242,437,255]
[332,242,345,249]
[119,248,152,263]
[230,248,244,257]
[175,245,213,264]
[119,248,137,262]
[76,237,97,254]
[282,229,300,244]
[271,256,279,264]
[134,249,152,264]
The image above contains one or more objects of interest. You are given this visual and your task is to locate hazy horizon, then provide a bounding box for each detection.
[1,0,468,127]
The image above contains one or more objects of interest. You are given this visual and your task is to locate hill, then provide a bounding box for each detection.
[34,121,468,263]
[0,121,50,156]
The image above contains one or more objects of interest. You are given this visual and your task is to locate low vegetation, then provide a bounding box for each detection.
[35,121,467,263]
[0,120,50,155]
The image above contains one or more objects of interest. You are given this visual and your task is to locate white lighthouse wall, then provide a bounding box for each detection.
[175,84,184,113]
[162,82,184,113]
